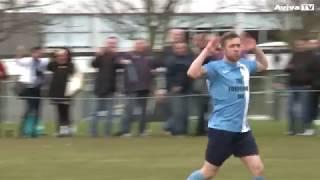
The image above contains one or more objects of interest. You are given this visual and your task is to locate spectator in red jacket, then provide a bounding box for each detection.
[0,60,7,135]
[0,60,7,80]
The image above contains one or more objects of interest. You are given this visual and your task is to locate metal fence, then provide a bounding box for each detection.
[0,70,316,136]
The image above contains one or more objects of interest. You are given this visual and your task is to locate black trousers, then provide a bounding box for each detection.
[55,103,71,128]
[196,95,209,135]
[20,87,41,137]
[310,91,320,122]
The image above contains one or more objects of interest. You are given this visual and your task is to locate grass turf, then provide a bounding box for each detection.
[0,120,319,180]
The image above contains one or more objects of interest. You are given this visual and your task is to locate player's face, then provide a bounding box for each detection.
[224,38,241,62]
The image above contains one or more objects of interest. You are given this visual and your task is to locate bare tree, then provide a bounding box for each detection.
[270,0,320,43]
[0,0,54,42]
[292,0,319,38]
[84,0,191,49]
[214,0,319,43]
[213,0,272,12]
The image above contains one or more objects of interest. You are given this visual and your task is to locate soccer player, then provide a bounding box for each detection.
[186,32,268,180]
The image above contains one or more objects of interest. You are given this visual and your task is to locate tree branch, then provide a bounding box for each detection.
[117,0,138,12]
[0,0,56,43]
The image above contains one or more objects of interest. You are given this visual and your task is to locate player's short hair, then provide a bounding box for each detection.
[220,32,239,48]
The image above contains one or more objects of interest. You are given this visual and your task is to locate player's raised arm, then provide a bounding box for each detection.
[253,47,268,72]
[241,34,268,72]
[187,37,218,79]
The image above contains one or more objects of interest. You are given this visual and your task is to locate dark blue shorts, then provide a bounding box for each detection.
[205,128,259,167]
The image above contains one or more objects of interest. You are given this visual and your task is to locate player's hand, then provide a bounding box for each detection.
[240,33,257,51]
[246,38,257,51]
[205,35,220,51]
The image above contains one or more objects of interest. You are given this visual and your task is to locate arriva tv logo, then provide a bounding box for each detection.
[274,4,315,11]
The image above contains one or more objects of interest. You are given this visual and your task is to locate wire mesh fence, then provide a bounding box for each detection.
[0,71,318,137]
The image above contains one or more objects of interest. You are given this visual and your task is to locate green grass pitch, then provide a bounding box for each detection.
[0,121,319,180]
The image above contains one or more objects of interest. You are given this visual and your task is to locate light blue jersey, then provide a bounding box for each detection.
[203,58,257,132]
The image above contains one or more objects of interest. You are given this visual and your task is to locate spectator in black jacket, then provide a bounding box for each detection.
[165,42,193,135]
[154,29,189,134]
[90,36,122,137]
[285,39,314,135]
[47,48,75,137]
[309,40,320,134]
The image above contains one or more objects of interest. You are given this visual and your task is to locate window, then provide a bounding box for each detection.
[69,16,90,32]
[44,15,92,48]
[98,15,147,33]
[70,33,91,47]
[43,16,68,32]
[44,33,66,47]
